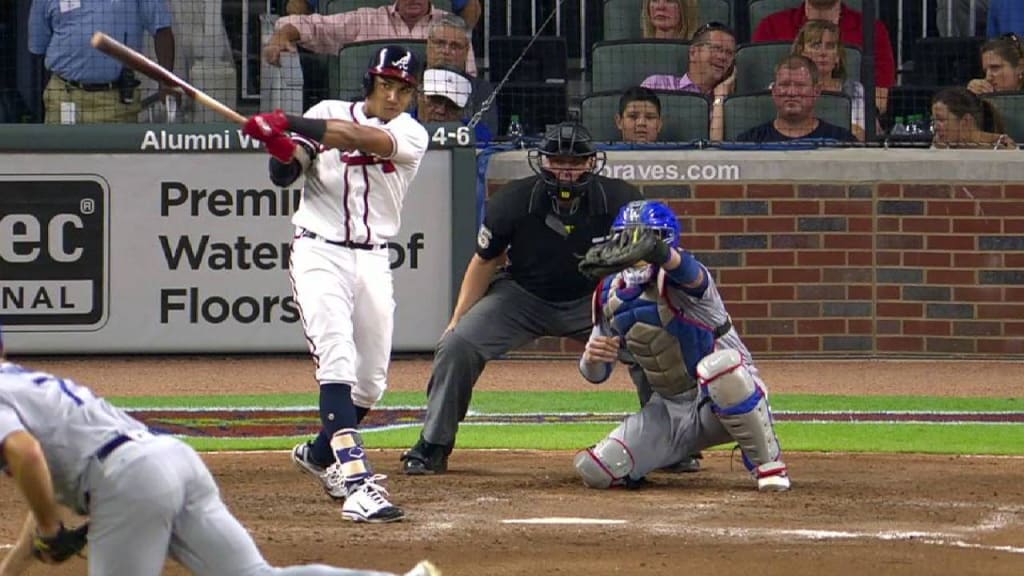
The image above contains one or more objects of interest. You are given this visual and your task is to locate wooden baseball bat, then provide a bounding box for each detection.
[90,31,247,124]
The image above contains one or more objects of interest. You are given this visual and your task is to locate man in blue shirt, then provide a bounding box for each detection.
[988,0,1024,37]
[29,0,175,124]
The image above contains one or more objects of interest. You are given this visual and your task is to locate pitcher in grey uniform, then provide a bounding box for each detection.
[574,201,791,492]
[0,328,440,576]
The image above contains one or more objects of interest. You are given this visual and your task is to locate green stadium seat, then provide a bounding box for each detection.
[983,92,1024,144]
[734,41,861,94]
[330,39,427,102]
[591,40,690,93]
[722,90,852,141]
[749,0,863,36]
[581,90,710,142]
[603,0,733,42]
[324,0,452,15]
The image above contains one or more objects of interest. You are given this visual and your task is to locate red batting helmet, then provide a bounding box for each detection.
[363,45,423,97]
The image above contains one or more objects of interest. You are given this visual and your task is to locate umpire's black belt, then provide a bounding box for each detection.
[96,434,132,462]
[57,75,118,92]
[299,229,387,250]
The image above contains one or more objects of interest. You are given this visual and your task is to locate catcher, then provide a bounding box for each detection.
[575,200,791,492]
[0,326,440,576]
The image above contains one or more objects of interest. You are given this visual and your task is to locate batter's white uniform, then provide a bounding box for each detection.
[289,100,428,408]
[0,361,415,576]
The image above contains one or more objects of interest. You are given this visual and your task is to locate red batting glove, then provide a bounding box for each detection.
[264,133,297,163]
[243,109,291,141]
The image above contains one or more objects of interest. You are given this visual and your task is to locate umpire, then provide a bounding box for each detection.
[401,122,641,474]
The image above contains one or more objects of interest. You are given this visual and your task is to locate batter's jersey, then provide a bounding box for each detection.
[291,100,429,244]
[0,362,148,511]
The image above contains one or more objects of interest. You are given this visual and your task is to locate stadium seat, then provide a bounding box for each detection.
[581,90,710,142]
[324,0,452,15]
[983,92,1024,143]
[749,0,864,36]
[488,36,568,84]
[908,37,984,87]
[331,39,427,102]
[735,41,861,94]
[722,90,852,140]
[591,40,689,93]
[494,81,567,138]
[603,0,733,42]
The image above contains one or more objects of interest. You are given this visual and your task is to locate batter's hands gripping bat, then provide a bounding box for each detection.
[90,31,247,124]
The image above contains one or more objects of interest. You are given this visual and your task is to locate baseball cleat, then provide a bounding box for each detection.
[342,475,405,523]
[403,560,441,576]
[291,442,348,500]
[755,461,791,492]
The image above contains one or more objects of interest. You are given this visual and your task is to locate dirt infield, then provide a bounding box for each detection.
[2,356,1024,575]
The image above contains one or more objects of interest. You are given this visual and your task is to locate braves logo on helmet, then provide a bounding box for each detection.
[363,45,423,97]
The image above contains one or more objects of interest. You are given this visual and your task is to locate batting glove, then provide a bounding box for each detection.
[264,133,298,163]
[242,110,290,141]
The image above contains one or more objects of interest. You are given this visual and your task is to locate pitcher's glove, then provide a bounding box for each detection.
[578,228,671,281]
[33,522,89,563]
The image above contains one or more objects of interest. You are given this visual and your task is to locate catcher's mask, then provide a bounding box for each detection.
[363,45,423,98]
[528,122,606,209]
[611,200,681,287]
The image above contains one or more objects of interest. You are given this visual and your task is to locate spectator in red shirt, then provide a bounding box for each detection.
[752,0,894,113]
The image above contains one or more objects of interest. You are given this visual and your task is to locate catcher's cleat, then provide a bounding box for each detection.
[755,461,791,492]
[401,437,451,475]
[403,560,442,576]
[660,453,702,474]
[291,442,348,500]
[342,475,405,523]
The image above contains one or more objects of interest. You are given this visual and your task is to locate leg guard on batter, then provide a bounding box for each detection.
[698,349,790,492]
[330,428,372,486]
[573,437,635,489]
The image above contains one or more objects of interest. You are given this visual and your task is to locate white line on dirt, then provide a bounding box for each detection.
[502,518,628,525]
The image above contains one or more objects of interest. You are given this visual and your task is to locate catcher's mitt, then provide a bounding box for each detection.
[33,522,88,564]
[578,228,671,281]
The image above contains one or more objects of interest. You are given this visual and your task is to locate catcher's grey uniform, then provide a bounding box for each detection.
[0,361,426,576]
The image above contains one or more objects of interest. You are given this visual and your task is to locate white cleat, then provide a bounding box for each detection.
[755,461,791,492]
[291,442,347,500]
[403,560,441,576]
[342,474,405,523]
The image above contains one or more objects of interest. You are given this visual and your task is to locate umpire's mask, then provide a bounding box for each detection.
[528,123,606,211]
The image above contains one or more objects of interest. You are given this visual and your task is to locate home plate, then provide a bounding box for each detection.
[502,517,628,525]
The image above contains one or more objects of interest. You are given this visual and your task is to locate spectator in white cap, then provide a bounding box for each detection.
[416,66,493,142]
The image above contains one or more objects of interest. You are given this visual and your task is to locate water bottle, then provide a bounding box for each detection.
[507,114,523,148]
[908,114,923,136]
[890,116,908,138]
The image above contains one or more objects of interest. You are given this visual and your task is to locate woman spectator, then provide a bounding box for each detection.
[642,0,700,40]
[932,87,1017,149]
[967,34,1024,95]
[791,20,867,141]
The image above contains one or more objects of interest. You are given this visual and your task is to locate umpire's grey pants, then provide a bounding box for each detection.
[421,275,594,446]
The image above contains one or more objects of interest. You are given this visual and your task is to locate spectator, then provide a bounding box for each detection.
[28,0,175,124]
[416,66,493,142]
[967,35,1024,95]
[752,0,895,113]
[264,0,477,76]
[736,55,856,143]
[616,86,663,142]
[936,0,989,37]
[642,0,700,40]
[285,0,482,29]
[642,22,735,140]
[932,86,1017,149]
[426,15,497,135]
[988,0,1024,38]
[791,19,867,140]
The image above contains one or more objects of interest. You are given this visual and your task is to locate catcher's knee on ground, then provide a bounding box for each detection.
[573,437,635,489]
[698,350,785,476]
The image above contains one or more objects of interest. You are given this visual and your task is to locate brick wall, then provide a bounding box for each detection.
[494,180,1024,358]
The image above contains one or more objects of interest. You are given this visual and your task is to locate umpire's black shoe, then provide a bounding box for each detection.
[401,437,452,475]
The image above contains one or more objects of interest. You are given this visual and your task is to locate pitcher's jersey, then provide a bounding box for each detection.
[291,100,429,244]
[0,362,147,509]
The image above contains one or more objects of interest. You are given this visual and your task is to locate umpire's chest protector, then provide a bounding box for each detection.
[601,273,716,397]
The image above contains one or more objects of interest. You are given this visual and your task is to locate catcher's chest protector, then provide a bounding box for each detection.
[602,279,716,397]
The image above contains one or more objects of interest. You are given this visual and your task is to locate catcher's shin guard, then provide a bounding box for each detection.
[574,436,635,489]
[699,350,788,490]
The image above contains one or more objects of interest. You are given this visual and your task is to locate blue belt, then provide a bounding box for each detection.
[96,434,132,461]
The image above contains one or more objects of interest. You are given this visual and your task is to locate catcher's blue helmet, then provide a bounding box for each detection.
[612,200,681,248]
[363,45,423,97]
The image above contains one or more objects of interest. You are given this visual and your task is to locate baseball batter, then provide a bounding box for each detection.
[574,201,791,492]
[0,327,440,576]
[242,45,429,523]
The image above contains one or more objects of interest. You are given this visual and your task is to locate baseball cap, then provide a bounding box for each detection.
[422,68,472,108]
